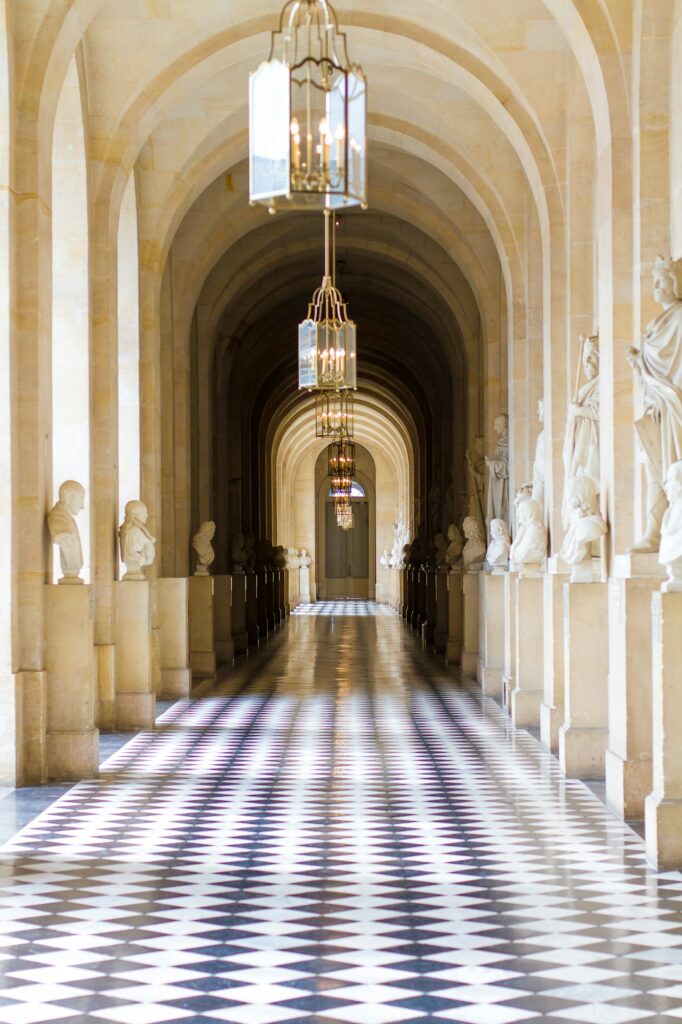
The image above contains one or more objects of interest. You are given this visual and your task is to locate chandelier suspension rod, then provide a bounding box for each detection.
[324,207,331,282]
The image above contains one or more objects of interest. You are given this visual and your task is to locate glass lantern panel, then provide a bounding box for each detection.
[326,73,348,210]
[249,60,291,202]
[338,322,357,388]
[346,71,367,206]
[298,319,318,389]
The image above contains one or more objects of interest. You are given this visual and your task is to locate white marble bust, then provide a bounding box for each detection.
[192,520,216,576]
[486,518,511,569]
[462,516,486,568]
[47,480,85,584]
[659,461,682,591]
[119,500,156,581]
[559,476,607,569]
[300,549,312,569]
[285,547,301,570]
[380,548,391,568]
[509,498,547,573]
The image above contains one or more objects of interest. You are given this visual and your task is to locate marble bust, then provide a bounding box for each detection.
[485,413,509,530]
[559,476,607,570]
[445,523,464,566]
[300,549,312,569]
[486,518,511,569]
[192,520,215,576]
[47,480,85,584]
[462,516,486,568]
[285,547,300,570]
[119,500,156,580]
[563,332,600,528]
[628,257,682,552]
[380,549,391,568]
[509,498,547,573]
[659,461,682,591]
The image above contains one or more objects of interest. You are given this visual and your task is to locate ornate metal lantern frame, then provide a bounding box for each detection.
[328,439,356,479]
[249,0,367,213]
[315,389,354,437]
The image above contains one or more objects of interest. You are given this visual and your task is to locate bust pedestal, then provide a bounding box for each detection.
[114,580,156,730]
[645,591,682,869]
[214,575,235,664]
[45,583,99,779]
[461,568,481,676]
[605,553,664,820]
[435,568,449,654]
[246,574,259,645]
[421,569,437,647]
[540,564,568,753]
[157,579,191,699]
[559,580,609,779]
[502,571,518,710]
[511,569,544,728]
[230,573,248,655]
[445,566,463,664]
[189,575,216,678]
[478,570,504,699]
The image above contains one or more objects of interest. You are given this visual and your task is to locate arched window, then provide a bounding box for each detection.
[329,480,365,498]
[51,57,90,583]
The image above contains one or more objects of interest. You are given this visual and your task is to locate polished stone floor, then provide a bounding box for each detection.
[1,602,682,1024]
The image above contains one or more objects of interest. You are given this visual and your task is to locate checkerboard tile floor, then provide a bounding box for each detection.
[0,605,681,1023]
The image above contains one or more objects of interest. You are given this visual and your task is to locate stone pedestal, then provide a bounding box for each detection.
[257,572,270,637]
[478,570,504,699]
[157,578,191,698]
[446,567,463,664]
[511,573,544,728]
[645,591,682,869]
[461,569,480,677]
[114,580,156,731]
[435,568,449,654]
[96,644,116,731]
[45,584,99,780]
[421,570,437,647]
[189,575,216,678]
[231,573,248,654]
[246,574,259,645]
[502,571,518,709]
[283,568,291,615]
[18,670,47,784]
[541,566,567,752]
[300,565,311,604]
[214,575,235,664]
[559,581,608,779]
[606,554,663,820]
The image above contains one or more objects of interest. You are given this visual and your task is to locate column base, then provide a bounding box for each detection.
[461,650,477,676]
[47,728,99,781]
[96,645,116,731]
[480,664,503,699]
[233,631,248,655]
[18,670,47,785]
[445,639,462,665]
[645,795,682,870]
[190,652,216,677]
[115,692,156,731]
[216,639,235,664]
[160,668,191,700]
[435,630,447,654]
[559,724,608,779]
[605,748,652,820]
[421,623,435,646]
[540,702,563,753]
[511,686,542,728]
[503,673,514,710]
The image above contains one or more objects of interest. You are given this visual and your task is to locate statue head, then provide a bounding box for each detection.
[490,518,510,541]
[493,413,509,438]
[198,520,216,540]
[567,475,599,517]
[59,480,85,516]
[514,484,532,509]
[581,332,600,381]
[447,523,461,542]
[463,516,483,542]
[517,498,542,527]
[664,461,682,506]
[124,499,148,525]
[653,256,682,306]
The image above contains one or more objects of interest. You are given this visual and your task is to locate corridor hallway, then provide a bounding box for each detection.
[0,607,681,1024]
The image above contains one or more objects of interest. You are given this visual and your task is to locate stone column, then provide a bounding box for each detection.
[461,569,481,677]
[502,571,518,710]
[246,573,259,645]
[541,564,568,752]
[114,580,156,730]
[478,569,505,699]
[435,567,449,654]
[606,553,663,819]
[511,568,544,728]
[189,575,216,678]
[157,578,191,699]
[446,566,463,664]
[559,580,609,779]
[45,584,99,780]
[645,591,682,870]
[231,573,248,655]
[214,574,235,664]
[421,569,437,647]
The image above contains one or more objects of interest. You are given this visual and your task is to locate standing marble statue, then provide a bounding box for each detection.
[531,399,545,510]
[628,257,682,551]
[192,520,216,576]
[659,461,682,590]
[465,436,486,533]
[462,516,486,568]
[509,499,547,571]
[47,480,85,584]
[485,414,509,533]
[563,332,600,528]
[119,500,156,580]
[486,519,511,568]
[560,476,607,569]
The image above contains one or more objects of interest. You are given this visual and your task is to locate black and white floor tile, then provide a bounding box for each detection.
[0,604,680,1023]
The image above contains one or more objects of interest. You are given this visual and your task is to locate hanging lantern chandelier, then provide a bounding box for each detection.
[249,0,367,213]
[315,390,354,437]
[337,502,354,530]
[328,439,356,480]
[299,210,357,391]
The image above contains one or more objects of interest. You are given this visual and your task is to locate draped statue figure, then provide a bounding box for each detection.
[485,414,509,532]
[563,332,600,528]
[628,257,682,552]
